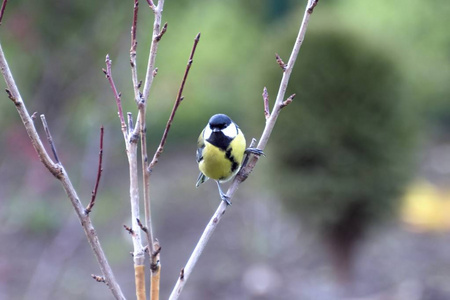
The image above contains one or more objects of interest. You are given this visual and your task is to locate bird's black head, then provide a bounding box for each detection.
[209,114,232,131]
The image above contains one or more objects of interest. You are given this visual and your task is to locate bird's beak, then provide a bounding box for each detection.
[212,128,220,133]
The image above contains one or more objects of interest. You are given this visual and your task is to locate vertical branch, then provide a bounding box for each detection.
[128,138,146,300]
[150,240,161,300]
[109,1,167,299]
[142,0,165,102]
[168,1,320,299]
[0,41,125,300]
[130,0,142,105]
[135,2,167,262]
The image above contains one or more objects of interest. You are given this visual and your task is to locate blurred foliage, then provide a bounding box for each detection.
[267,27,417,230]
[0,0,448,248]
[329,0,450,129]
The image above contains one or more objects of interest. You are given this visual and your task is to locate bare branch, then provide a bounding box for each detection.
[142,0,166,102]
[0,41,125,300]
[40,114,60,164]
[262,87,270,120]
[104,55,127,138]
[85,126,104,214]
[130,0,142,106]
[148,32,201,172]
[0,0,8,25]
[169,201,227,300]
[131,0,139,53]
[168,1,319,298]
[138,100,153,255]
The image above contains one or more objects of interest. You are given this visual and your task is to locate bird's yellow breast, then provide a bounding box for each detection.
[199,131,246,182]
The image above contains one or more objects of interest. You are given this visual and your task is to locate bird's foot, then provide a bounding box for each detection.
[220,193,232,206]
[245,147,265,157]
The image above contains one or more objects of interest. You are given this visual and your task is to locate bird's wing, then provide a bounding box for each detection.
[196,128,208,187]
[196,129,205,163]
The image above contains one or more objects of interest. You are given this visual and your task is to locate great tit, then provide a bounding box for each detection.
[196,114,263,205]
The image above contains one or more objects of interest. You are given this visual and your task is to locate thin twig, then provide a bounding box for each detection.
[91,274,106,283]
[136,218,151,243]
[280,93,295,109]
[40,114,60,164]
[130,0,142,106]
[5,88,13,101]
[146,0,155,11]
[104,55,127,139]
[168,1,319,298]
[131,0,139,52]
[86,126,104,214]
[0,0,8,25]
[142,0,166,102]
[154,22,168,42]
[148,32,200,172]
[262,87,270,120]
[124,224,135,235]
[0,41,125,300]
[275,53,286,71]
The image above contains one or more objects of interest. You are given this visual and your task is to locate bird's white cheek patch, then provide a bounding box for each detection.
[204,125,212,140]
[222,123,237,139]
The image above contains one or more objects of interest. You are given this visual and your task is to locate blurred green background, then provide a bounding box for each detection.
[1,0,450,299]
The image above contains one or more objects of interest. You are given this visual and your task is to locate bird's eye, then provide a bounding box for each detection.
[210,123,226,130]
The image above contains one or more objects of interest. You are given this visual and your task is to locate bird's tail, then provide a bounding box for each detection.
[196,172,208,187]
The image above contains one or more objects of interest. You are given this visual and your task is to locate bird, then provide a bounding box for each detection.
[196,114,263,205]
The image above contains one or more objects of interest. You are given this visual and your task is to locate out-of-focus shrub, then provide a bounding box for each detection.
[266,27,417,272]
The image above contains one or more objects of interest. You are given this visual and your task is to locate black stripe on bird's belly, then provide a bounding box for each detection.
[206,132,232,151]
[225,148,239,173]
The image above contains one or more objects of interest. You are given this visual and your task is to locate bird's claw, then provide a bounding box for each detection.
[245,147,265,157]
[221,194,232,206]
